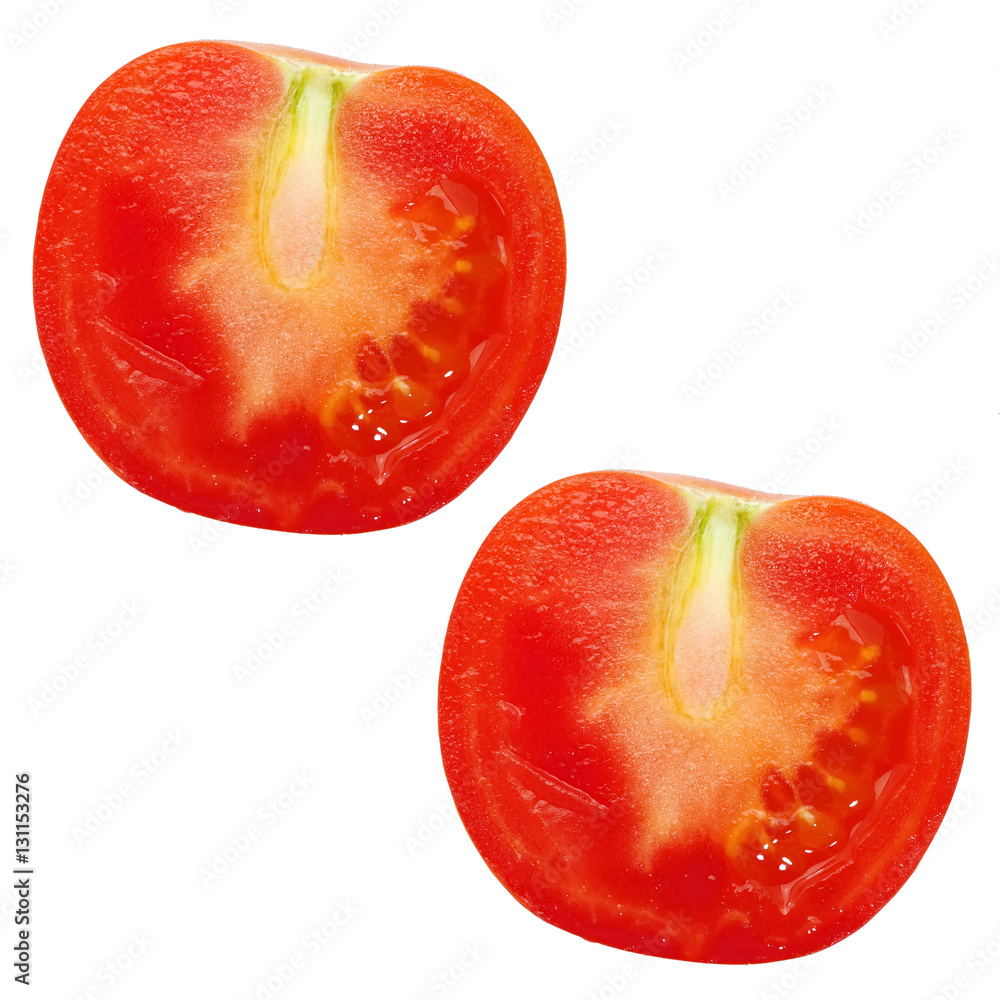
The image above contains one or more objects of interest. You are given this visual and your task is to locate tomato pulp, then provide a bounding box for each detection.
[438,472,971,963]
[34,42,565,532]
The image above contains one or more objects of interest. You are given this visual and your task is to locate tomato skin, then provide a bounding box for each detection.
[438,472,971,964]
[34,41,565,533]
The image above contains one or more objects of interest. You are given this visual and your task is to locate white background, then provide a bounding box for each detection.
[2,0,999,998]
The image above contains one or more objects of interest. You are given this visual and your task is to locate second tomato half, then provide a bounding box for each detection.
[439,471,970,963]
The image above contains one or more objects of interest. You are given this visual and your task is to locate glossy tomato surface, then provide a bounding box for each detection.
[438,472,971,963]
[34,41,565,533]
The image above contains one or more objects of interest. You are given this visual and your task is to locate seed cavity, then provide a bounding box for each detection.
[314,177,509,480]
[724,606,913,897]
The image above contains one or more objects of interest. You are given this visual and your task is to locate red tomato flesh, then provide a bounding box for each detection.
[438,472,970,963]
[34,42,565,532]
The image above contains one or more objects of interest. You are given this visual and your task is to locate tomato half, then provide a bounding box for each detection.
[34,41,565,533]
[438,472,970,963]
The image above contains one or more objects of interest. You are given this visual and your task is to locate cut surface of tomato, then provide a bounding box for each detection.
[438,472,970,963]
[34,42,565,532]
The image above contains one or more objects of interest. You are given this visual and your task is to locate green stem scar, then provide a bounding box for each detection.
[662,491,767,722]
[257,59,364,291]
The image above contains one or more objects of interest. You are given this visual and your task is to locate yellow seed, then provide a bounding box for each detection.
[723,810,766,859]
[847,726,869,745]
[859,689,877,704]
[319,381,363,431]
[404,333,443,364]
[454,259,473,274]
[860,644,881,663]
[320,390,351,430]
[722,824,748,859]
[455,214,476,233]
[826,775,846,793]
[319,400,335,430]
[442,297,464,316]
[797,807,816,826]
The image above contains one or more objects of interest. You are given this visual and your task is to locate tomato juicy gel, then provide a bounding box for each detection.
[34,42,565,533]
[438,472,970,963]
